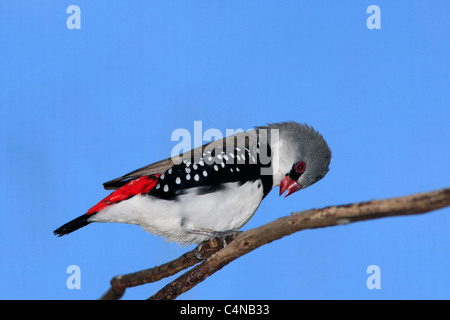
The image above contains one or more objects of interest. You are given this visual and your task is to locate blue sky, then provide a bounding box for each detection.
[0,1,449,299]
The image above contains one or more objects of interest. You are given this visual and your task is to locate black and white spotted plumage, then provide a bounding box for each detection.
[149,144,273,201]
[54,121,331,245]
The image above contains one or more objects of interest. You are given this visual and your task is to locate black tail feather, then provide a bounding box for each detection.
[53,214,92,237]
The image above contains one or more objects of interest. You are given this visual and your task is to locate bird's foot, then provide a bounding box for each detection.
[209,230,242,248]
[191,229,242,260]
[193,242,207,260]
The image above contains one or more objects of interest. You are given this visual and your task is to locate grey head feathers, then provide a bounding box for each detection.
[256,121,332,188]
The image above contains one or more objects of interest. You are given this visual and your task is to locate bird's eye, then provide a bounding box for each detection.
[295,161,306,173]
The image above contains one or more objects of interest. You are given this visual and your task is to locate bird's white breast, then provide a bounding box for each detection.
[90,180,264,245]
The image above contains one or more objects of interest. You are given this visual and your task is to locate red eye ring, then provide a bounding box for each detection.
[295,161,306,173]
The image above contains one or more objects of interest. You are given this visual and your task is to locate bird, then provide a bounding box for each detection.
[54,121,332,246]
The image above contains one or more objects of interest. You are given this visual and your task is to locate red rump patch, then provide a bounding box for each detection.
[85,174,161,215]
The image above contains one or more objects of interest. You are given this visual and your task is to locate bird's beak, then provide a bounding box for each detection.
[279,176,303,197]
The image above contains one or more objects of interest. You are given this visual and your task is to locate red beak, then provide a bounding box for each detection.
[279,176,303,197]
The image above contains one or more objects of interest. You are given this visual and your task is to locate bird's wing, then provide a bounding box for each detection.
[102,157,177,190]
[102,147,205,190]
[102,131,257,190]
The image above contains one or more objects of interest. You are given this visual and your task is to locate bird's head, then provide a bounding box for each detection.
[260,122,332,197]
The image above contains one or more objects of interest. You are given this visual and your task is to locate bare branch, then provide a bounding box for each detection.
[100,235,238,300]
[149,187,450,300]
[99,187,450,300]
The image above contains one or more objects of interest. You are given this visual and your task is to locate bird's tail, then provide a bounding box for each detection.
[54,175,161,237]
[53,214,92,237]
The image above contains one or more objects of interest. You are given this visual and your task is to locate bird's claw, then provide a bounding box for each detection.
[194,243,205,260]
[192,230,242,260]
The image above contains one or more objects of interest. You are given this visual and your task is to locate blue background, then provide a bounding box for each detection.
[0,1,449,299]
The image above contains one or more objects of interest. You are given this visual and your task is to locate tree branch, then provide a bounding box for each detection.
[100,236,236,300]
[100,187,450,300]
